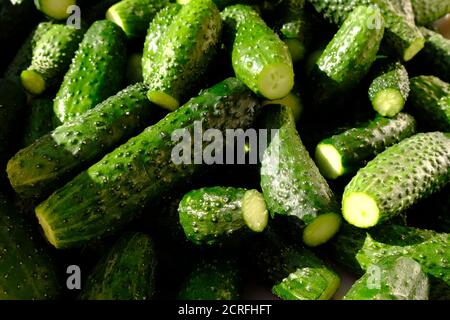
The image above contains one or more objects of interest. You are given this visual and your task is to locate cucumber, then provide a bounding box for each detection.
[368,60,410,117]
[178,187,268,246]
[262,89,303,122]
[315,113,417,180]
[34,0,76,20]
[53,20,127,125]
[35,78,260,248]
[344,256,429,300]
[177,258,241,300]
[126,53,143,85]
[0,193,60,300]
[21,97,54,147]
[83,0,121,25]
[142,3,181,84]
[408,76,450,131]
[80,232,157,300]
[343,132,450,228]
[145,0,222,111]
[259,104,341,247]
[311,5,385,106]
[392,0,416,24]
[106,0,169,39]
[411,0,450,26]
[178,0,262,10]
[222,4,294,100]
[21,24,85,96]
[8,83,165,200]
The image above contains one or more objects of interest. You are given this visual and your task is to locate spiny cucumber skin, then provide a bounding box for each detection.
[317,113,417,178]
[0,194,60,300]
[53,20,127,125]
[343,132,450,226]
[311,6,385,106]
[408,76,450,132]
[181,0,263,10]
[142,4,181,84]
[344,256,429,300]
[35,78,260,249]
[146,0,222,108]
[411,0,450,25]
[177,259,241,300]
[21,98,54,148]
[80,232,157,300]
[8,83,165,200]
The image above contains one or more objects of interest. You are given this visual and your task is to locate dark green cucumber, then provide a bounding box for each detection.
[252,228,340,300]
[21,24,85,95]
[411,0,450,25]
[177,258,241,300]
[315,113,417,180]
[178,0,262,10]
[408,75,450,131]
[259,104,341,247]
[142,3,181,84]
[34,0,76,20]
[311,5,385,106]
[35,78,260,248]
[343,132,450,228]
[126,53,143,85]
[344,256,429,300]
[222,4,294,100]
[53,20,127,125]
[106,0,169,39]
[178,187,268,246]
[145,0,222,111]
[0,193,60,300]
[21,97,54,148]
[80,232,157,300]
[8,83,165,200]
[368,60,410,117]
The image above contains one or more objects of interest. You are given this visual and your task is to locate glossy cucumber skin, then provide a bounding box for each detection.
[53,20,127,125]
[21,97,54,148]
[411,0,450,25]
[80,232,157,300]
[35,78,260,248]
[8,83,165,200]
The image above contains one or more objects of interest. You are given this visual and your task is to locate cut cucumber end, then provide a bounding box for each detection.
[257,63,294,100]
[35,207,58,249]
[403,37,425,62]
[302,212,341,247]
[263,92,303,122]
[36,0,76,20]
[318,269,341,300]
[284,39,306,63]
[315,144,344,180]
[342,192,380,228]
[372,89,405,117]
[242,190,269,232]
[21,70,46,96]
[147,91,180,111]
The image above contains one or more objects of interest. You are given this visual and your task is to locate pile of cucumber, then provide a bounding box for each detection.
[0,0,449,301]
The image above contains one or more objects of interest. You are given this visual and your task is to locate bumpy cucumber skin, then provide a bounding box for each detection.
[344,256,429,300]
[316,113,417,178]
[80,233,157,300]
[23,24,84,94]
[8,83,165,200]
[35,78,260,248]
[53,20,127,125]
[21,98,54,148]
[411,0,450,26]
[408,76,450,131]
[177,259,241,300]
[343,132,450,226]
[417,27,450,83]
[146,0,222,109]
[0,194,60,300]
[142,4,181,84]
[311,6,385,106]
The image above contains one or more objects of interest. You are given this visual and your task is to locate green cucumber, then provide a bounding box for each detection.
[315,113,417,180]
[35,78,260,248]
[222,4,294,100]
[259,104,341,247]
[126,53,143,85]
[311,5,385,106]
[145,0,222,111]
[8,83,165,200]
[178,187,268,246]
[34,0,76,20]
[80,232,157,300]
[53,20,127,125]
[408,76,450,131]
[368,60,410,117]
[177,258,241,300]
[21,97,54,148]
[21,24,85,96]
[411,0,450,26]
[343,132,450,228]
[392,0,416,24]
[344,256,429,300]
[0,193,60,300]
[106,0,169,39]
[178,0,262,10]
